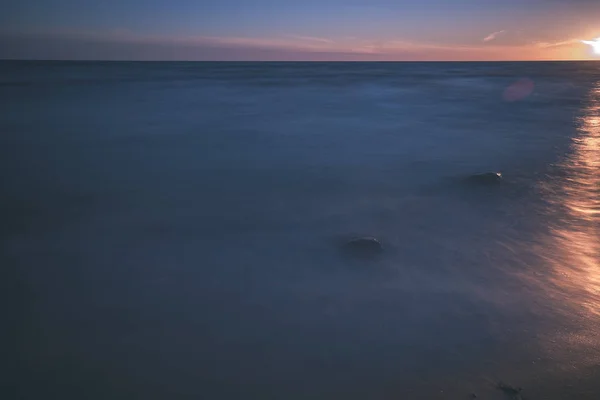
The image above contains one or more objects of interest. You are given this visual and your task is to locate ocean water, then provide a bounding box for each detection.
[2,61,599,399]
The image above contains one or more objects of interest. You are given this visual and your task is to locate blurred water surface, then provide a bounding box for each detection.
[1,61,599,399]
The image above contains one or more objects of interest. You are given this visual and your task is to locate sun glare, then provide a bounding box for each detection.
[582,37,600,55]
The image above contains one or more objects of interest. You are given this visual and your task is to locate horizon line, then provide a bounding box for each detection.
[0,58,597,63]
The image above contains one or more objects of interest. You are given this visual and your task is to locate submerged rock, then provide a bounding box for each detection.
[497,382,523,400]
[465,172,503,185]
[342,236,383,258]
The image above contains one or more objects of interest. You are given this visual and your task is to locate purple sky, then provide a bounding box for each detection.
[2,0,600,60]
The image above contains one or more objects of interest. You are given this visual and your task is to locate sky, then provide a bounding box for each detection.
[2,0,600,61]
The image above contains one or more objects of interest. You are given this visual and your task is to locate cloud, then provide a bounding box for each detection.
[286,35,334,44]
[483,30,506,42]
[535,38,581,48]
[7,28,337,52]
[0,27,589,61]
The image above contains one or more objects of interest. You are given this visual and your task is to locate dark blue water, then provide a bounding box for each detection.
[2,61,599,399]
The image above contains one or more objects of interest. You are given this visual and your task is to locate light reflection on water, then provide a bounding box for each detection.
[547,83,600,319]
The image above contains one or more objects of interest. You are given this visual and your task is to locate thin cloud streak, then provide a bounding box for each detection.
[287,35,334,44]
[0,28,487,54]
[0,28,592,61]
[536,38,581,48]
[483,30,506,42]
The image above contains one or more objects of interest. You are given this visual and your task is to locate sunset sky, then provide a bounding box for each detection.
[2,0,600,61]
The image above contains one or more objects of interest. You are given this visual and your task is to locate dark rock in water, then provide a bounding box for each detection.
[342,237,383,258]
[497,382,523,400]
[465,172,503,185]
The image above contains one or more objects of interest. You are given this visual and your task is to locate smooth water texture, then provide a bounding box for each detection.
[2,61,599,399]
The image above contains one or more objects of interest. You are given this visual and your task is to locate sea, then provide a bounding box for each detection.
[2,61,599,399]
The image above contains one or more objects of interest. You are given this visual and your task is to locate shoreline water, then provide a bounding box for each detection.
[2,61,599,399]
